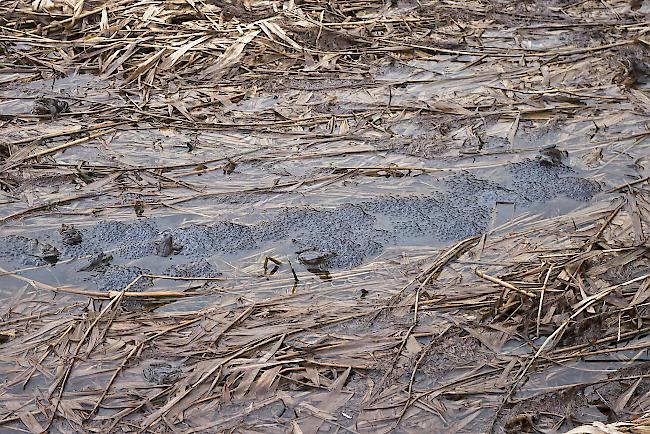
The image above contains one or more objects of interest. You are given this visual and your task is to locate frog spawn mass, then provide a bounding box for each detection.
[0,160,601,290]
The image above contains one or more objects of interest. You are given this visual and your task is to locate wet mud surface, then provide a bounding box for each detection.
[2,0,650,433]
[498,362,650,433]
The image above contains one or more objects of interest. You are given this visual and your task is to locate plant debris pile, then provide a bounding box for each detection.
[1,0,650,433]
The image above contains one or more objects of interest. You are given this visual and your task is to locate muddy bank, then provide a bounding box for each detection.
[1,0,650,433]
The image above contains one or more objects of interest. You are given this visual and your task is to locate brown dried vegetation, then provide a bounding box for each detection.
[1,0,650,433]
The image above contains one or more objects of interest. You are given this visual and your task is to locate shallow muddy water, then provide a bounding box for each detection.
[1,1,650,433]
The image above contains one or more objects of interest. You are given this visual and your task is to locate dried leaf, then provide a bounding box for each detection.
[201,30,259,78]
